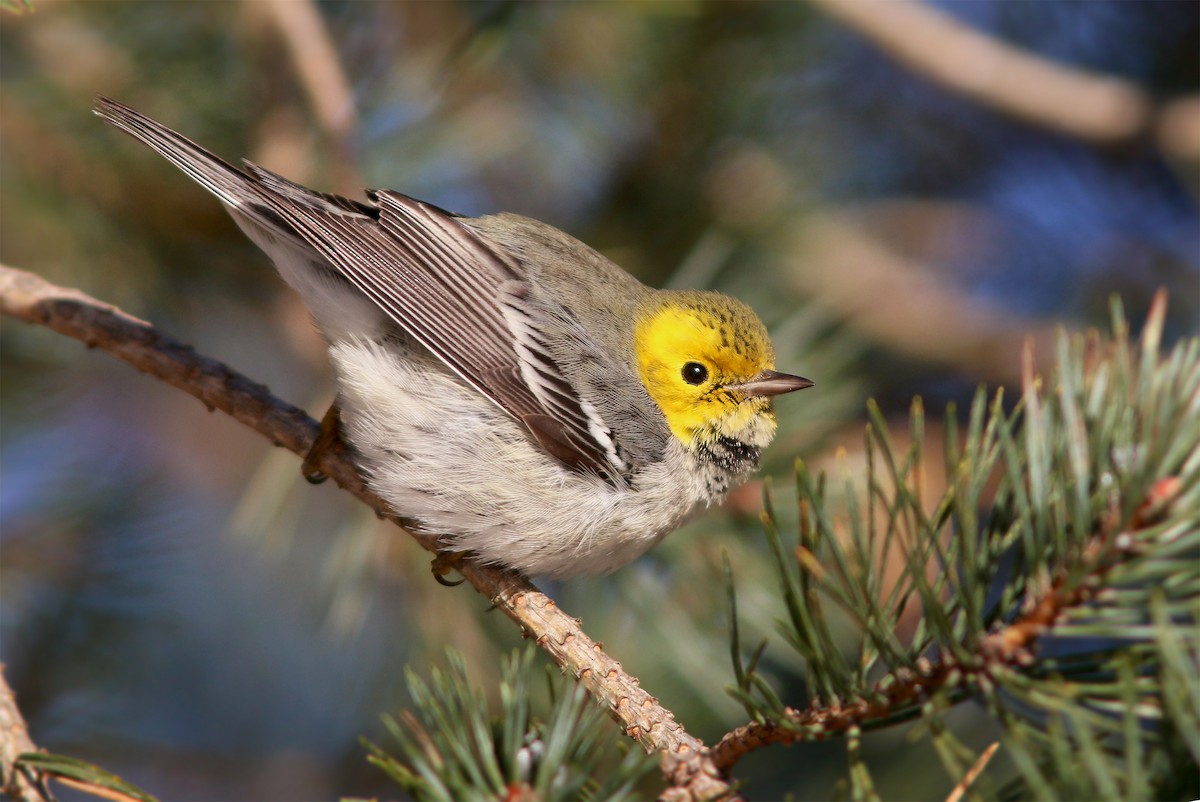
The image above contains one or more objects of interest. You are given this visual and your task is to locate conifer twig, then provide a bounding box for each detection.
[710,445,1182,773]
[0,264,734,802]
[705,494,1147,768]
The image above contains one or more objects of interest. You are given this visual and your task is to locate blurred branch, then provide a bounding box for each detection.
[944,741,999,802]
[0,668,51,802]
[258,0,362,192]
[783,206,1060,384]
[809,0,1188,150]
[0,0,34,14]
[1157,95,1200,161]
[0,264,735,802]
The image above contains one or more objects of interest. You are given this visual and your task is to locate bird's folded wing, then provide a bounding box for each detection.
[245,173,624,483]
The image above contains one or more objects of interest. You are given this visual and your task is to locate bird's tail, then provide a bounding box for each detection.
[94,97,388,340]
[94,96,266,213]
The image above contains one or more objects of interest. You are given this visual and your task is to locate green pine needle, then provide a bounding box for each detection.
[365,646,657,801]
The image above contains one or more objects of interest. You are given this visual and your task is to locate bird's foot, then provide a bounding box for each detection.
[431,550,470,587]
[302,401,343,484]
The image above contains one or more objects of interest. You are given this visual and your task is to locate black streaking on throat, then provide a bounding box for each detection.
[694,435,761,476]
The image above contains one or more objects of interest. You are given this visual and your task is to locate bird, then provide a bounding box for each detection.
[93,97,812,580]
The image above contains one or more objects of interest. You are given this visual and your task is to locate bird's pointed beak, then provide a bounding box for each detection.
[727,370,814,398]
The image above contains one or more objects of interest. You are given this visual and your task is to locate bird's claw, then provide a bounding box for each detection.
[302,401,343,484]
[432,551,469,586]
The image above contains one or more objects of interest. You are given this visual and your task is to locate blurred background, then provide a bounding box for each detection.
[1,1,1196,799]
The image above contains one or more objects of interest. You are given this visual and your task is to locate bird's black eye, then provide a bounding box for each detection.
[681,362,708,385]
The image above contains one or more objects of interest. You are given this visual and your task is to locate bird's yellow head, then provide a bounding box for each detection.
[634,291,811,452]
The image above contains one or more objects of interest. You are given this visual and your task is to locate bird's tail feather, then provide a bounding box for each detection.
[94,96,265,212]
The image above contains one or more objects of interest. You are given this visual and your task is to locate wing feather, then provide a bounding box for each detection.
[250,183,626,482]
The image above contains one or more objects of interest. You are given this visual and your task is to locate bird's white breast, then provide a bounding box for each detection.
[327,337,713,578]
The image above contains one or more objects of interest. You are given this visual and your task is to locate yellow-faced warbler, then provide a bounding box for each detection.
[95,97,812,579]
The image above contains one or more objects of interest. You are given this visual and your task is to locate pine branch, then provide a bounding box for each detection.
[367,647,658,801]
[717,290,1199,796]
[0,264,735,802]
[712,472,1178,766]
